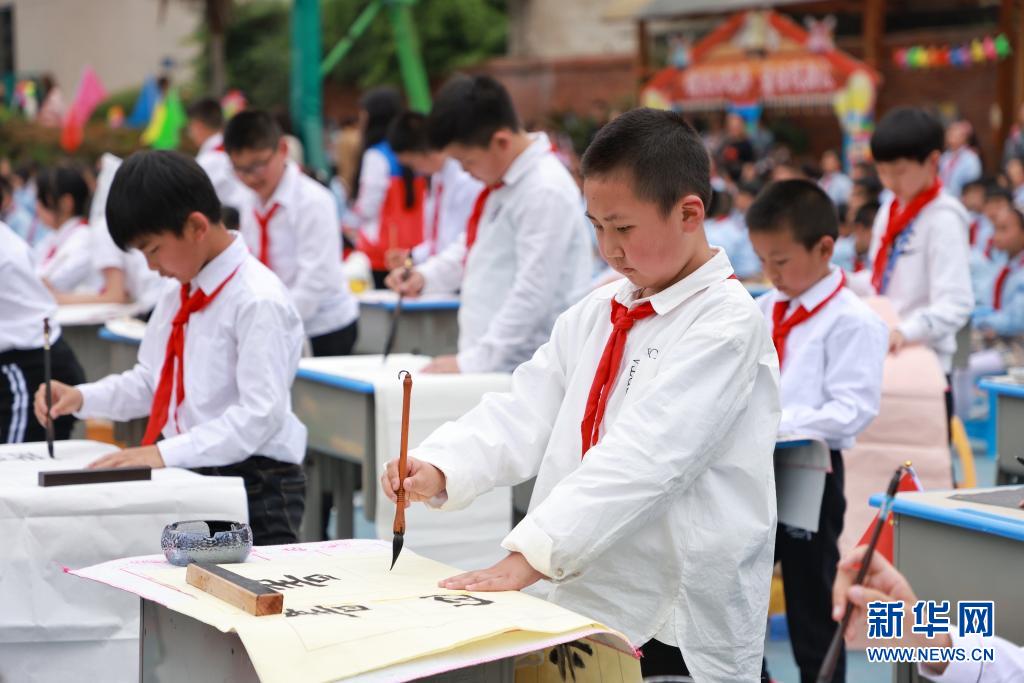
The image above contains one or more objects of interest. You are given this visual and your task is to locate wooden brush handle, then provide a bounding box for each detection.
[394,489,406,534]
[393,371,413,535]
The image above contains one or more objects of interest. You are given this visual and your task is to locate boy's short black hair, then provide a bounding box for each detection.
[737,179,765,197]
[853,200,880,228]
[37,164,90,217]
[986,185,1014,203]
[0,174,12,199]
[186,97,224,130]
[427,75,520,149]
[854,174,883,200]
[220,205,240,231]
[387,111,432,154]
[962,178,987,195]
[871,107,945,163]
[580,107,711,216]
[223,109,282,153]
[746,179,838,249]
[106,150,221,250]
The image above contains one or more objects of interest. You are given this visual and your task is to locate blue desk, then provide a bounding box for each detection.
[870,487,1024,683]
[744,283,771,299]
[353,292,460,356]
[97,324,147,446]
[978,378,1024,483]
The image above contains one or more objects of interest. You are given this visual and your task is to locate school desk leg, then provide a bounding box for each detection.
[300,451,325,542]
[332,457,356,539]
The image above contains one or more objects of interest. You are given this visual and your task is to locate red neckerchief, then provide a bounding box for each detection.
[871,179,942,293]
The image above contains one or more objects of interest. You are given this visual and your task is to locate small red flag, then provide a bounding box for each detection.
[856,466,922,563]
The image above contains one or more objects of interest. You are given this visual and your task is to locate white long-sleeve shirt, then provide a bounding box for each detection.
[345,146,392,242]
[853,191,973,372]
[34,217,100,293]
[919,632,1024,682]
[196,132,253,210]
[0,221,61,352]
[410,158,483,263]
[238,161,358,337]
[75,234,307,469]
[418,133,593,373]
[758,267,888,450]
[415,249,780,682]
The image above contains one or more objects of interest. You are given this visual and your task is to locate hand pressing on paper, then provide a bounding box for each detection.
[439,552,545,592]
[33,380,83,426]
[89,445,165,470]
[421,355,460,374]
[380,455,447,507]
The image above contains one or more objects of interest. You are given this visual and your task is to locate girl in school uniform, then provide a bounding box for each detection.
[343,87,422,288]
[33,164,101,297]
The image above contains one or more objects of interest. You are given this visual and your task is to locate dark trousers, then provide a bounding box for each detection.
[193,456,305,546]
[310,319,358,358]
[371,270,389,291]
[775,449,847,683]
[0,338,85,444]
[640,638,771,680]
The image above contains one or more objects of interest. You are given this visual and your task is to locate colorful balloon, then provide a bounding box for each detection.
[995,33,1012,59]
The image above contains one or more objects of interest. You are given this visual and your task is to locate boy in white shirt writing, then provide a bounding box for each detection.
[382,108,779,682]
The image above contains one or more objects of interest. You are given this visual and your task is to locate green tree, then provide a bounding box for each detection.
[194,0,506,110]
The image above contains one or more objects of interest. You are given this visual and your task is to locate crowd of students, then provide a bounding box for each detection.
[3,74,1021,682]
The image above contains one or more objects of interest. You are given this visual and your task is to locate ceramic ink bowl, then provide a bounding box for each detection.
[161,520,253,567]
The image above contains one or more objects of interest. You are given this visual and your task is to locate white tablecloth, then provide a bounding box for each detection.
[0,440,249,683]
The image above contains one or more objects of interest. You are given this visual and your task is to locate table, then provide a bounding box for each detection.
[71,540,636,683]
[870,487,1024,683]
[139,599,514,682]
[0,440,248,683]
[56,303,145,383]
[292,355,513,569]
[353,290,459,356]
[98,318,148,446]
[978,377,1024,483]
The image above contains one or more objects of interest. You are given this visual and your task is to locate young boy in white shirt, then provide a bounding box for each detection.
[381,108,780,682]
[34,151,308,545]
[225,110,359,356]
[747,179,889,683]
[1,220,85,443]
[856,107,974,429]
[187,97,250,210]
[385,76,592,374]
[385,110,483,266]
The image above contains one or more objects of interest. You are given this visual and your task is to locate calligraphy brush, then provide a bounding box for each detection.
[391,370,413,570]
[43,318,56,459]
[816,463,907,683]
[382,257,413,363]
